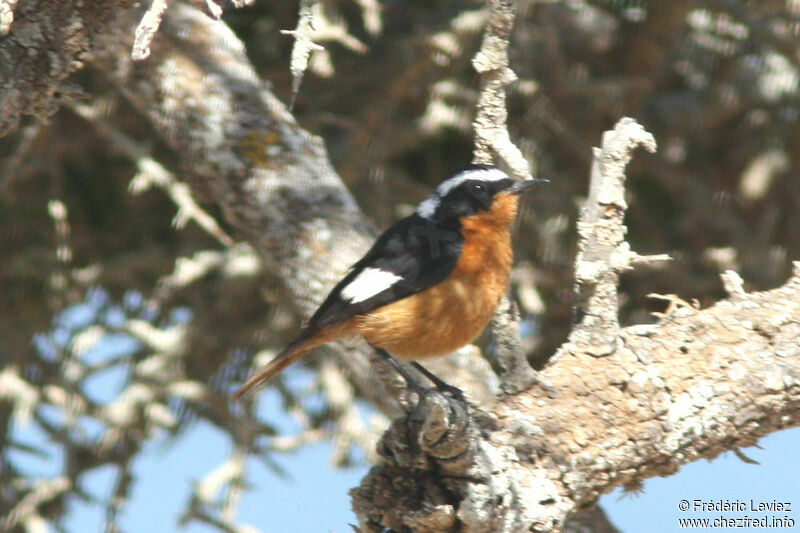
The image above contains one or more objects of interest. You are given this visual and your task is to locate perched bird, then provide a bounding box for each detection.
[234,165,545,399]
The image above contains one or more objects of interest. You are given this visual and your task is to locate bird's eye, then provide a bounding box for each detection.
[471,183,485,195]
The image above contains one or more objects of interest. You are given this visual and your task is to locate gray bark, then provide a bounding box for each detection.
[0,0,136,136]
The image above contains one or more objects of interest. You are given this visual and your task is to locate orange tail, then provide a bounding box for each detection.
[233,322,353,399]
[233,340,312,399]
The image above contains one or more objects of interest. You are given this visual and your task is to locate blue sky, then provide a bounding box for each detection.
[11,372,800,532]
[54,418,799,532]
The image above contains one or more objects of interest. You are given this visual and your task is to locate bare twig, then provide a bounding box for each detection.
[488,295,537,394]
[0,119,44,193]
[103,460,132,533]
[282,0,324,109]
[318,359,387,465]
[3,477,72,531]
[46,199,75,303]
[471,0,531,181]
[132,0,169,60]
[221,445,248,523]
[472,0,537,395]
[133,0,256,60]
[721,269,746,297]
[353,0,383,36]
[0,0,17,36]
[569,117,659,356]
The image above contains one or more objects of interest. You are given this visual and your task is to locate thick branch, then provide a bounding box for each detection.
[0,0,136,137]
[86,3,484,417]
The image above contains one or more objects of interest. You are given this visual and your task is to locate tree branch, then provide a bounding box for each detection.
[281,0,323,109]
[0,0,137,137]
[471,0,531,181]
[570,118,659,356]
[471,0,538,397]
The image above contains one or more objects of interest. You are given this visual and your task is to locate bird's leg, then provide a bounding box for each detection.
[373,347,425,391]
[410,361,465,402]
[373,347,466,402]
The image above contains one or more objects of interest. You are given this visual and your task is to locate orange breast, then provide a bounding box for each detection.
[355,194,518,359]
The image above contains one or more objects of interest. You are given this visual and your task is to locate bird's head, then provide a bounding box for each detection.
[416,165,546,229]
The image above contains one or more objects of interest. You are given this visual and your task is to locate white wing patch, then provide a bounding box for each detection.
[341,268,402,303]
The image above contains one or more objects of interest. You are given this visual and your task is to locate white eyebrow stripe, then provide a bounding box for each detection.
[416,196,439,219]
[434,167,508,197]
[340,268,403,303]
[416,167,509,219]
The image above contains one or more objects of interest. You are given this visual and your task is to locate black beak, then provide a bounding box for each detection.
[507,178,549,195]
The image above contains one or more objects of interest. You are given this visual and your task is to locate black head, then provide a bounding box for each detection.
[416,165,544,221]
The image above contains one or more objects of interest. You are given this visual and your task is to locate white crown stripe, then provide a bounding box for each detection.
[415,167,509,219]
[434,168,508,197]
[417,197,439,219]
[341,268,403,303]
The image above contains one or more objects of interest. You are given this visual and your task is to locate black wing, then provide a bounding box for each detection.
[303,214,463,334]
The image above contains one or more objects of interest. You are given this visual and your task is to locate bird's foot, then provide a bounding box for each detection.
[410,362,466,403]
[373,348,467,404]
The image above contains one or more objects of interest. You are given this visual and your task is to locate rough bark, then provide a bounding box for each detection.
[471,0,531,182]
[0,0,136,137]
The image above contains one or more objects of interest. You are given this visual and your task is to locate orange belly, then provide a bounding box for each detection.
[355,205,515,359]
[354,273,506,358]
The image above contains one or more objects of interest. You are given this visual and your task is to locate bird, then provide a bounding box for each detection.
[234,164,546,399]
